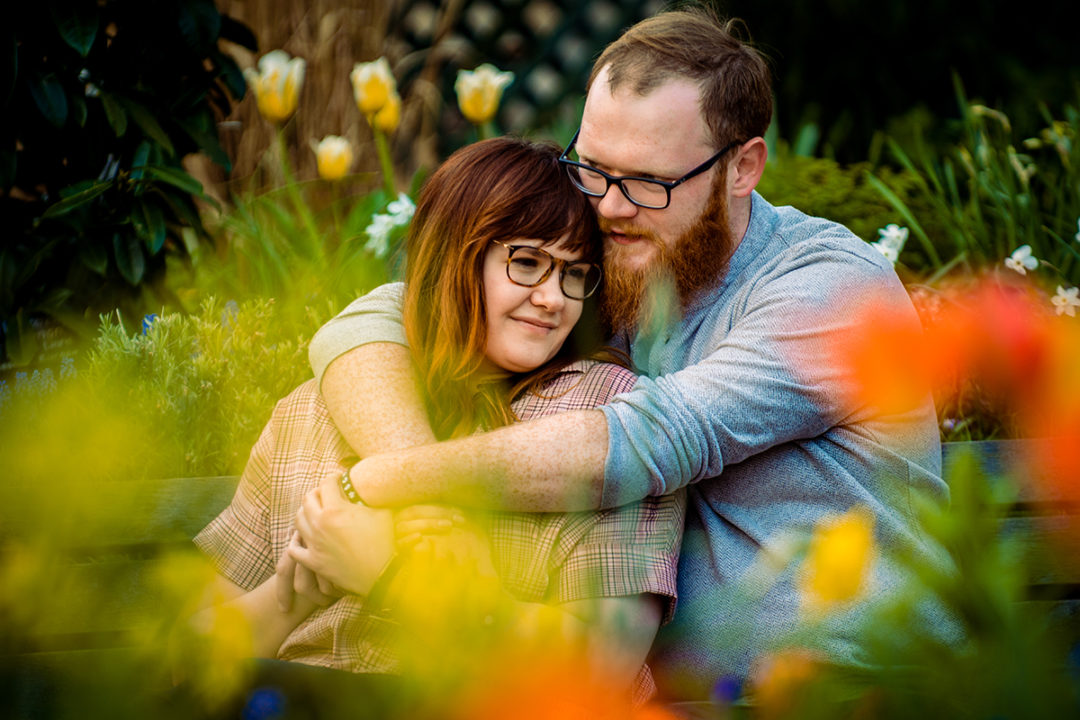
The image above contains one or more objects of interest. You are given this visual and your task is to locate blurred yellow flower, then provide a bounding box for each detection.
[351,57,396,117]
[244,50,305,124]
[798,506,875,611]
[373,91,401,134]
[749,649,821,720]
[455,63,514,125]
[315,135,354,181]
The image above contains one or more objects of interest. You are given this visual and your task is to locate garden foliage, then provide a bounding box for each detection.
[0,0,255,365]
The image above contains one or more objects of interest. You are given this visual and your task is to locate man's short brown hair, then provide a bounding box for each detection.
[588,6,772,150]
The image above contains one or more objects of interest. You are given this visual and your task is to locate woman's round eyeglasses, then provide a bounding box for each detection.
[492,240,603,300]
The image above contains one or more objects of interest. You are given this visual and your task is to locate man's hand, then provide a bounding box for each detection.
[289,472,395,595]
[394,504,467,549]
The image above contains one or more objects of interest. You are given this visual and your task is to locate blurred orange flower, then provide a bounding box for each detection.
[852,276,1080,543]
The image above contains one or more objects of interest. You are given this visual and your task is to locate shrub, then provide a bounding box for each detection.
[1,0,256,365]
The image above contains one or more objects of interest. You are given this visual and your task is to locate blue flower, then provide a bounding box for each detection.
[60,356,76,380]
[242,686,285,720]
[712,673,743,705]
[142,313,159,335]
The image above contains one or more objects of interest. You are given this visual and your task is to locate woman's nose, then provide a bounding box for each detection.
[530,269,565,311]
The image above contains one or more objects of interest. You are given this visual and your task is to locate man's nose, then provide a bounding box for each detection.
[595,182,638,220]
[530,269,566,311]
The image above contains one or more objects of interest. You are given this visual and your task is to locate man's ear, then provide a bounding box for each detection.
[729,137,768,199]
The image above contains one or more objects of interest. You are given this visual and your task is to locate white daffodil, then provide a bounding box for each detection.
[455,64,514,125]
[314,136,354,181]
[351,57,397,117]
[1052,286,1080,317]
[244,50,305,124]
[1004,244,1039,275]
[870,241,899,265]
[877,224,909,252]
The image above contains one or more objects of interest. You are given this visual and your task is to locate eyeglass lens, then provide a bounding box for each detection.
[506,246,602,299]
[565,165,669,209]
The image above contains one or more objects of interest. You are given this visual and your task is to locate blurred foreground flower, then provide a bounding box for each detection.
[1004,244,1039,275]
[351,57,396,117]
[852,278,1080,542]
[314,135,354,181]
[748,649,822,720]
[456,64,514,129]
[798,506,875,613]
[244,51,305,124]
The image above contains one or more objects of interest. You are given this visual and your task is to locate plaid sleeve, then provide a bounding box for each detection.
[193,399,282,591]
[549,491,685,624]
[510,361,685,623]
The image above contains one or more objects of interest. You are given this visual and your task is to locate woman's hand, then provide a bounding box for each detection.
[289,472,395,596]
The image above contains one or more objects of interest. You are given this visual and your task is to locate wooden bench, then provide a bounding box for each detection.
[2,440,1078,717]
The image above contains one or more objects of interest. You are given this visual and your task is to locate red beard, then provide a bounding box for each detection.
[598,177,734,335]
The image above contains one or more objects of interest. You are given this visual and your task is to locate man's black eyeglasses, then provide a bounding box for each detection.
[558,128,742,210]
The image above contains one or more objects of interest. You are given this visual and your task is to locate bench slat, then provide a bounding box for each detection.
[0,476,240,549]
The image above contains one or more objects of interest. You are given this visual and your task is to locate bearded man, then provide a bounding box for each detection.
[289,6,947,702]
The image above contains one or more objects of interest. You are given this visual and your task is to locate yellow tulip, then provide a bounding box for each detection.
[798,506,875,612]
[373,91,401,134]
[244,50,305,124]
[315,136,354,181]
[350,57,396,117]
[455,63,514,125]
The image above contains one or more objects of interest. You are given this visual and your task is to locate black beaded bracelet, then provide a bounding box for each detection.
[339,467,362,504]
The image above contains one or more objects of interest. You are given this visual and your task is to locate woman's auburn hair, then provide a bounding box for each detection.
[402,136,602,439]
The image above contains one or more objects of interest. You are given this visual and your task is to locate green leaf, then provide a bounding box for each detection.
[130,141,151,180]
[79,241,108,276]
[2,309,39,367]
[101,94,128,137]
[42,181,112,218]
[178,115,230,170]
[113,232,145,285]
[177,0,221,55]
[140,200,167,254]
[219,14,258,51]
[145,165,204,196]
[28,72,68,127]
[122,100,175,157]
[48,0,99,57]
[215,51,246,100]
[71,95,88,127]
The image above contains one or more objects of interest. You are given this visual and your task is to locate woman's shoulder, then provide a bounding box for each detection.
[512,360,637,420]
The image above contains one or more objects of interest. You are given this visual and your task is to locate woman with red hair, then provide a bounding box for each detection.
[184,137,684,709]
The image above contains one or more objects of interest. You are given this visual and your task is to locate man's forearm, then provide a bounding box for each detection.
[353,409,610,512]
[321,343,436,456]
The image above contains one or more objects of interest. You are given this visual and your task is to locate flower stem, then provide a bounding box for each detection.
[373,127,397,198]
[276,128,322,255]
